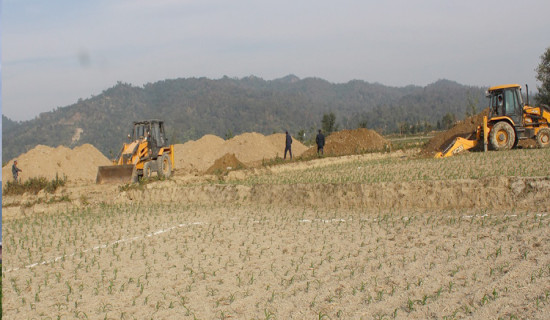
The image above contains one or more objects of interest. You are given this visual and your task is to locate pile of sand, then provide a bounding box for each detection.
[173,135,226,173]
[422,108,490,156]
[302,128,390,157]
[205,153,247,175]
[2,144,111,188]
[174,132,308,173]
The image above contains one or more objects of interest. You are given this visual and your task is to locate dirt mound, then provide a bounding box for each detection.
[2,144,111,187]
[174,135,226,173]
[422,108,490,155]
[205,153,247,175]
[174,132,308,173]
[265,133,308,155]
[221,132,281,163]
[302,128,389,157]
[221,132,308,163]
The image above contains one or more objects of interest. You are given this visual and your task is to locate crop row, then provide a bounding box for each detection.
[3,203,549,319]
[240,148,550,185]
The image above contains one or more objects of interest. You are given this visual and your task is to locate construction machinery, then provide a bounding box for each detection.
[96,120,175,184]
[435,84,550,158]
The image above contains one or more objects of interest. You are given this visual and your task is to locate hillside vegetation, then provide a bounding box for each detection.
[2,76,486,161]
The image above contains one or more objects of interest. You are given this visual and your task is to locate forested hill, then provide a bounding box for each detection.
[2,76,487,161]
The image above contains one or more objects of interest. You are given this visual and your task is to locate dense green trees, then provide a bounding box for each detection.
[321,112,338,136]
[535,46,550,106]
[441,113,457,130]
[2,76,487,160]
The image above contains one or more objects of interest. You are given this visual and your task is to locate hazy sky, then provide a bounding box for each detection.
[2,0,550,121]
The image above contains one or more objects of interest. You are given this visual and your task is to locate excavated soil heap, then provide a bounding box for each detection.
[302,128,390,157]
[422,108,536,156]
[422,108,490,156]
[221,133,285,163]
[2,144,111,188]
[205,153,247,175]
[174,132,308,173]
[174,135,226,173]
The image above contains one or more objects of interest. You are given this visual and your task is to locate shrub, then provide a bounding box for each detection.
[3,174,67,196]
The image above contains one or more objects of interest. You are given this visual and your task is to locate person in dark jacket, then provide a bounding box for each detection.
[316,129,325,155]
[284,131,293,160]
[12,160,22,182]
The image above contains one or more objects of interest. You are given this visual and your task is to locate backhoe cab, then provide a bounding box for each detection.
[435,84,550,158]
[96,120,175,184]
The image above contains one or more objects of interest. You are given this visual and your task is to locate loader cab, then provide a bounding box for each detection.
[487,84,524,125]
[131,120,168,147]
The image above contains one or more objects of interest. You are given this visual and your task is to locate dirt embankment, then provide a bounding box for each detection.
[174,132,308,173]
[302,128,389,158]
[2,144,111,188]
[119,176,550,211]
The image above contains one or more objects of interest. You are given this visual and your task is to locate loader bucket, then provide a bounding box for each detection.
[96,164,136,184]
[434,137,479,158]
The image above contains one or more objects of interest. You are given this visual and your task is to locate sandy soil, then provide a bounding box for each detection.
[2,133,550,319]
[2,144,111,189]
[1,132,308,189]
[2,148,550,220]
[174,132,308,174]
[302,128,390,158]
[3,203,549,319]
[205,153,247,175]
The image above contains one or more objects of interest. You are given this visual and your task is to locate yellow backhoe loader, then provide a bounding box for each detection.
[435,84,550,158]
[96,120,175,184]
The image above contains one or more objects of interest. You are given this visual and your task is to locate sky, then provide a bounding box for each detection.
[2,0,550,121]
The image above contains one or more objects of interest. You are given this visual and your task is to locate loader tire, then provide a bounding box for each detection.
[536,128,550,148]
[131,167,139,183]
[157,154,172,179]
[143,161,153,179]
[489,121,515,151]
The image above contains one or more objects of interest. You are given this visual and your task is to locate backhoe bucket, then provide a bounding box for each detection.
[434,137,479,158]
[96,164,136,184]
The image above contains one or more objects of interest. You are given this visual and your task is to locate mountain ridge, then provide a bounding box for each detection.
[2,75,486,161]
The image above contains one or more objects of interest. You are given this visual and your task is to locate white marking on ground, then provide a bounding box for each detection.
[4,221,206,273]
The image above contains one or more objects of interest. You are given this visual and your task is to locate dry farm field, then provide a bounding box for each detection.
[2,147,550,319]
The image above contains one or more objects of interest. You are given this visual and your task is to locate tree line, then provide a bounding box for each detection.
[6,75,531,162]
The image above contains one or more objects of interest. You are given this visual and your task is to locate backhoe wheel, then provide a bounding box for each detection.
[143,161,153,179]
[536,128,550,148]
[131,167,139,183]
[489,121,515,151]
[157,154,172,178]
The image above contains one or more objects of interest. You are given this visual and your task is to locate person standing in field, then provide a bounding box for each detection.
[316,129,325,155]
[284,131,293,160]
[12,160,22,182]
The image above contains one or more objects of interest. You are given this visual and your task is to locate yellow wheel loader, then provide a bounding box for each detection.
[435,84,550,158]
[96,120,175,184]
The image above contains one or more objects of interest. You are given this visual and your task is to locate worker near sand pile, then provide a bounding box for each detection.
[284,131,293,160]
[12,160,22,182]
[316,129,325,155]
